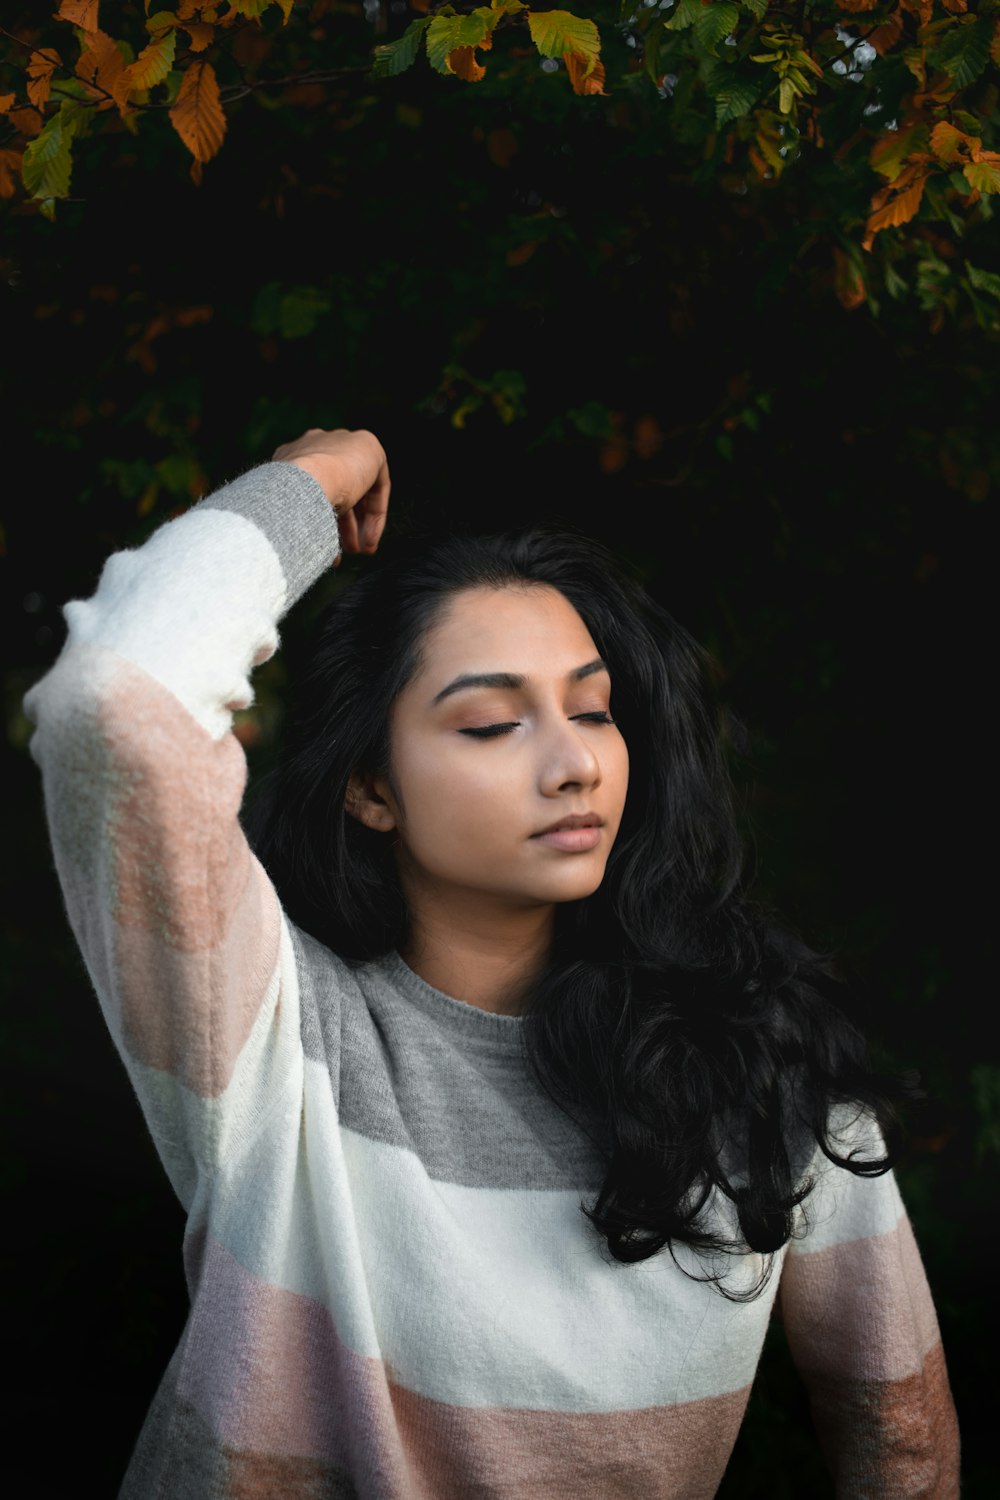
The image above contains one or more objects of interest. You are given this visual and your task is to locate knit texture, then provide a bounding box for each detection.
[23,460,960,1499]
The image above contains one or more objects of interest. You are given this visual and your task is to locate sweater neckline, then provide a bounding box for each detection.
[379,951,527,1051]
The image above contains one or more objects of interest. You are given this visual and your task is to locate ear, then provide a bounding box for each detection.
[345,769,398,833]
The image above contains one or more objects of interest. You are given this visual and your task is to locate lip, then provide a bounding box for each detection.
[531,813,604,852]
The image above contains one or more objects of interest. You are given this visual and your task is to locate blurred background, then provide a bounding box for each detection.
[2,2,996,1493]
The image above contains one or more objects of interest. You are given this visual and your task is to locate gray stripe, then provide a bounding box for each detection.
[290,921,607,1194]
[192,460,340,608]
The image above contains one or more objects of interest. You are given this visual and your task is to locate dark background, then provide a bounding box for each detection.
[3,5,996,1493]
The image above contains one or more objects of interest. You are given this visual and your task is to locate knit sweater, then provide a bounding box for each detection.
[23,460,960,1500]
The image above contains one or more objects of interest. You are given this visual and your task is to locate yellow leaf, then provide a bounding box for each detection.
[0,147,24,197]
[122,30,177,99]
[564,50,606,95]
[56,0,100,28]
[76,30,127,109]
[930,120,979,163]
[169,60,226,182]
[26,48,62,110]
[963,158,1000,194]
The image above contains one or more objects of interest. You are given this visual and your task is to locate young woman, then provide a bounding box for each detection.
[24,427,959,1498]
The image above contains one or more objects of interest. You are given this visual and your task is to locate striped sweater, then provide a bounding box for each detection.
[23,460,960,1499]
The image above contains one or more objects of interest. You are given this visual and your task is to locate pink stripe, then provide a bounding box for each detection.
[177,1231,752,1499]
[779,1215,942,1381]
[98,657,281,1095]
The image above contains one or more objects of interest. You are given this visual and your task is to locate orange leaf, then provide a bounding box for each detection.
[940,0,967,11]
[832,246,866,310]
[449,46,487,82]
[26,48,62,110]
[486,127,518,169]
[0,94,15,114]
[868,7,904,54]
[76,29,126,104]
[169,61,226,183]
[0,147,24,198]
[930,120,979,163]
[564,50,606,96]
[184,21,215,53]
[862,168,929,251]
[5,104,44,138]
[56,0,100,29]
[835,0,879,8]
[506,240,538,266]
[898,0,933,22]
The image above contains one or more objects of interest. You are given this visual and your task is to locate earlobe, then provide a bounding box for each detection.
[345,770,397,833]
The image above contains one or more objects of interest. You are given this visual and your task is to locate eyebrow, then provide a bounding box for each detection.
[431,658,609,707]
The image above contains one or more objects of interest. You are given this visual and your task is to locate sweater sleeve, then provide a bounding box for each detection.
[22,460,341,1209]
[777,1106,961,1498]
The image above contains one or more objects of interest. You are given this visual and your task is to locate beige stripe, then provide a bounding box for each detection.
[779,1215,942,1381]
[178,1231,753,1499]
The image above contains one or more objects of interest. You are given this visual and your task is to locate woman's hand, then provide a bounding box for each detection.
[272,427,390,560]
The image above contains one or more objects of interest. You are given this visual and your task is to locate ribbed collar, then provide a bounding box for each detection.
[376,951,528,1052]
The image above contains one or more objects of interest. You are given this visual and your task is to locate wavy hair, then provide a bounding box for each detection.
[242,526,913,1297]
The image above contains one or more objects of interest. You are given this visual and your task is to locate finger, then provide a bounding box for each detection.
[359,461,391,553]
[337,505,362,555]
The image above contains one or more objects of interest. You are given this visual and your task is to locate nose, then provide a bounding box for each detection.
[538,717,603,797]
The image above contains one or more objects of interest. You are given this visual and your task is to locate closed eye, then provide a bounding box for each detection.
[459,712,614,740]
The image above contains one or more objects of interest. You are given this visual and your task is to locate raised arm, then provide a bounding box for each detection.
[777,1109,960,1497]
[22,430,389,1209]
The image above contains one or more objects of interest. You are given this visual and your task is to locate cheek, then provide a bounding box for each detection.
[393,742,522,838]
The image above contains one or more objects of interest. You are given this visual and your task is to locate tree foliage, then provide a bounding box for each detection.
[2,1,999,324]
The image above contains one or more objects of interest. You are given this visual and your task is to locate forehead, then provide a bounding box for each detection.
[415,584,599,681]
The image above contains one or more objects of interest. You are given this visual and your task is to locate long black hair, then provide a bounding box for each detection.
[243,525,913,1296]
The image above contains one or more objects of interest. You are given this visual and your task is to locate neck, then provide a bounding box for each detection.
[398,886,555,1016]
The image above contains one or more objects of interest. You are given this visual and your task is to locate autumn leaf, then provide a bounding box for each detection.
[930,121,979,163]
[183,22,215,53]
[116,27,178,112]
[449,39,493,83]
[169,60,226,183]
[26,49,62,111]
[564,51,607,95]
[0,147,24,198]
[56,0,100,29]
[862,165,931,251]
[76,30,127,107]
[868,7,904,55]
[0,95,15,114]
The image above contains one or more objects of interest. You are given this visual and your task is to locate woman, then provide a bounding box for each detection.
[24,427,959,1497]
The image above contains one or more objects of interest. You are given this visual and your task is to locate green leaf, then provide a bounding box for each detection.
[664,0,701,33]
[694,1,740,54]
[928,17,992,91]
[372,18,431,79]
[21,102,87,201]
[963,159,1000,195]
[706,66,763,126]
[426,11,494,75]
[965,261,1000,302]
[527,9,601,63]
[741,0,767,16]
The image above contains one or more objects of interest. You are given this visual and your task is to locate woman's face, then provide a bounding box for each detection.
[357,583,630,915]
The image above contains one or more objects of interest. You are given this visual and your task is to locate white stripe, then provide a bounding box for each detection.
[207,1067,786,1412]
[60,507,287,741]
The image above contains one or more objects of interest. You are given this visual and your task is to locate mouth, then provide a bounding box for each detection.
[532,812,604,837]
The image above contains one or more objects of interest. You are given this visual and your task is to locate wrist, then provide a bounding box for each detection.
[285,455,342,511]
